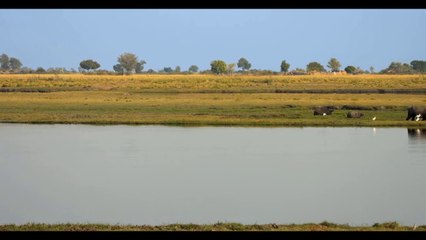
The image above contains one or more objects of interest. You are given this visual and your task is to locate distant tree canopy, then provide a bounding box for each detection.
[227,63,236,74]
[113,64,124,74]
[35,67,46,73]
[306,62,326,72]
[237,57,251,71]
[175,66,181,73]
[9,57,22,71]
[1,53,23,72]
[280,60,290,73]
[381,62,414,74]
[135,60,147,73]
[354,67,366,74]
[0,54,10,71]
[327,58,341,72]
[163,67,173,73]
[4,51,426,75]
[344,66,356,74]
[19,67,33,74]
[117,53,139,74]
[79,59,101,71]
[410,60,426,73]
[345,66,365,74]
[188,65,199,73]
[210,60,227,74]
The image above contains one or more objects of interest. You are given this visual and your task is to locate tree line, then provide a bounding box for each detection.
[1,52,426,75]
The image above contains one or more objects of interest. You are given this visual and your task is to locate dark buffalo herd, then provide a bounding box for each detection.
[406,106,425,121]
[311,106,425,121]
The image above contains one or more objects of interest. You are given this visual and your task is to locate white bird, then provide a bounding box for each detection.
[415,114,421,121]
[323,113,326,116]
[372,117,376,121]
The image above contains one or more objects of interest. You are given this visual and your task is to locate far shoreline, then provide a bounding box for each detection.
[0,121,425,128]
[0,222,424,231]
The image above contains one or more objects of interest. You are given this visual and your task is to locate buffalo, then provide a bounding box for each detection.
[406,106,426,121]
[347,111,364,118]
[313,106,334,115]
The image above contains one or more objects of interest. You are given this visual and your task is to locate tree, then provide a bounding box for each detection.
[327,58,341,72]
[280,60,290,73]
[227,63,236,74]
[0,54,10,71]
[381,62,413,74]
[369,66,375,74]
[113,64,124,74]
[344,66,356,74]
[163,67,173,73]
[237,57,251,71]
[79,59,100,72]
[20,67,33,74]
[410,60,426,73]
[306,62,326,72]
[135,60,147,73]
[188,65,199,73]
[353,67,365,74]
[175,66,181,73]
[35,67,46,73]
[117,52,138,74]
[9,57,22,71]
[210,60,227,74]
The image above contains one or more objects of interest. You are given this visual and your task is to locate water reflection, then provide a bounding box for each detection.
[407,128,426,166]
[407,128,426,140]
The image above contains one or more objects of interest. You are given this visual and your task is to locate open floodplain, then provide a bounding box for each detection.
[0,74,425,127]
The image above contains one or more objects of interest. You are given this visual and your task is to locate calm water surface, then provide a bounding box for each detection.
[0,124,425,225]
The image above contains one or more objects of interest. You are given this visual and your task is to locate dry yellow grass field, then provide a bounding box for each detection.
[0,74,425,92]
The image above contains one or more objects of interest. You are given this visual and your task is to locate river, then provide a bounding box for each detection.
[0,124,425,225]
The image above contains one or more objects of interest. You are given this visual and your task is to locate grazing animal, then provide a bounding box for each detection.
[347,111,364,118]
[406,106,426,121]
[313,106,334,116]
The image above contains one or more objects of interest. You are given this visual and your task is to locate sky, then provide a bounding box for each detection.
[0,9,425,72]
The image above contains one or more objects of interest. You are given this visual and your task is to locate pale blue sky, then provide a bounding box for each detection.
[0,9,425,71]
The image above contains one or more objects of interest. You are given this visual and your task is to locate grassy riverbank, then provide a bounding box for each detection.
[0,74,425,127]
[0,222,424,231]
[0,91,425,127]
